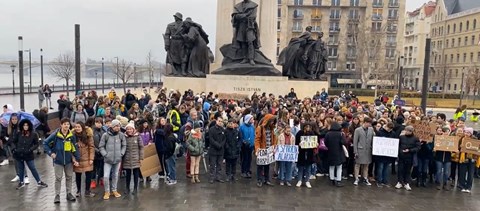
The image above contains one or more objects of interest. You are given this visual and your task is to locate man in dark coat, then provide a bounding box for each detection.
[324,122,346,187]
[395,125,421,191]
[208,116,226,183]
[224,119,241,182]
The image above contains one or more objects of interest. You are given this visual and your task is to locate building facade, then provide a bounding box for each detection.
[402,1,436,91]
[277,0,405,88]
[430,0,480,94]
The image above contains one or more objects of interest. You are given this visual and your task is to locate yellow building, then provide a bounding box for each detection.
[402,1,436,91]
[277,0,405,88]
[430,0,480,94]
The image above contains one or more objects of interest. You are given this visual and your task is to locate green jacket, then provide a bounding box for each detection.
[187,134,204,156]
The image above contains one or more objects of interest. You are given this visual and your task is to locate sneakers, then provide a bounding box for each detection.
[75,191,81,197]
[257,181,263,187]
[296,181,302,187]
[265,181,274,186]
[305,182,312,189]
[112,191,122,198]
[315,173,323,177]
[280,182,285,186]
[395,182,403,189]
[286,182,292,187]
[335,181,344,187]
[461,189,471,193]
[90,181,97,189]
[103,192,110,200]
[24,177,30,184]
[353,179,359,186]
[66,193,76,202]
[404,183,412,191]
[0,159,9,166]
[54,195,60,204]
[363,178,371,186]
[37,181,48,188]
[376,183,383,188]
[85,191,96,197]
[167,180,177,185]
[16,183,25,190]
[309,175,316,180]
[11,176,19,182]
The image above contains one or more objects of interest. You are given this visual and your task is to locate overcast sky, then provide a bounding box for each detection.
[0,0,430,64]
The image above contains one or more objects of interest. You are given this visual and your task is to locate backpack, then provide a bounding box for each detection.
[73,111,87,122]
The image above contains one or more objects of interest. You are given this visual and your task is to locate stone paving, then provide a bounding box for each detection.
[0,154,479,211]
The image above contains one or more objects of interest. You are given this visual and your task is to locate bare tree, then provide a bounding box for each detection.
[466,63,480,105]
[112,59,134,94]
[146,51,155,88]
[49,52,75,96]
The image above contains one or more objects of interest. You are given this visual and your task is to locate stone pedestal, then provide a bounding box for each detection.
[163,75,329,99]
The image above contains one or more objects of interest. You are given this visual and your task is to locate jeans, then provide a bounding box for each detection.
[75,171,93,193]
[417,158,429,174]
[17,159,41,184]
[278,161,293,182]
[310,163,317,176]
[225,158,238,178]
[458,161,475,190]
[375,161,390,184]
[125,168,140,190]
[257,164,270,183]
[329,164,342,182]
[93,158,104,182]
[397,159,413,184]
[209,154,223,180]
[103,162,121,192]
[54,163,73,195]
[241,144,253,174]
[435,161,451,184]
[297,165,312,183]
[165,156,177,181]
[450,162,458,180]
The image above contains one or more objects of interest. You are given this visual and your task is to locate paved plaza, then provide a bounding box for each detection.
[0,154,479,211]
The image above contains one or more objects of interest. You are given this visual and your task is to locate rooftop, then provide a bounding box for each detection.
[444,0,480,15]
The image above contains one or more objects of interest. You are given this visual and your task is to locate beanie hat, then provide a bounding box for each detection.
[464,127,474,134]
[244,114,253,124]
[126,120,135,129]
[405,125,414,132]
[111,119,121,127]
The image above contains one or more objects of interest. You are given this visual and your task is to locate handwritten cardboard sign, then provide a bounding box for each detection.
[434,135,459,152]
[256,146,275,165]
[460,138,480,156]
[410,121,435,142]
[299,136,318,149]
[140,144,162,177]
[372,137,399,158]
[275,145,299,162]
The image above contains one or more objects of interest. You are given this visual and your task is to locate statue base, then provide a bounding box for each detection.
[213,63,281,76]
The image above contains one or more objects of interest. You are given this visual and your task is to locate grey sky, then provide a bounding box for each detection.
[0,0,429,64]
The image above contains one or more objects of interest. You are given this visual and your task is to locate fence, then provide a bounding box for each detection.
[0,82,163,95]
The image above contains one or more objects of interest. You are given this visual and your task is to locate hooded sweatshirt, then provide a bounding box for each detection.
[240,114,255,147]
[254,114,278,153]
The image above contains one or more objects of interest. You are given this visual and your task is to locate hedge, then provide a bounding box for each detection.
[328,89,461,99]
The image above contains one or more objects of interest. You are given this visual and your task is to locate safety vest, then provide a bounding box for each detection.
[168,109,181,132]
[453,112,463,121]
[471,115,479,122]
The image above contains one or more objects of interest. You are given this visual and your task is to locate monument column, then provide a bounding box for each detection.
[211,0,277,72]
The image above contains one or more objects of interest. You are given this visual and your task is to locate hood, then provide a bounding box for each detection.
[203,102,211,112]
[259,114,276,127]
[4,104,14,113]
[244,114,253,125]
[329,122,342,131]
[18,119,33,132]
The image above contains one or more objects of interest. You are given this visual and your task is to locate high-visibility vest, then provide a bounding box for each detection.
[453,112,463,120]
[471,115,479,122]
[168,109,181,132]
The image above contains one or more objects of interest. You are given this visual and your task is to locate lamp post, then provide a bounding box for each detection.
[102,57,105,94]
[95,70,98,89]
[114,57,119,85]
[397,55,405,99]
[24,49,32,92]
[459,67,466,107]
[18,36,25,111]
[40,48,44,86]
[10,65,16,94]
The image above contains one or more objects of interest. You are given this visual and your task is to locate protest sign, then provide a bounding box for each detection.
[460,138,480,156]
[275,145,298,162]
[409,121,434,142]
[256,146,275,165]
[372,137,399,158]
[140,144,162,177]
[299,136,318,149]
[434,135,459,152]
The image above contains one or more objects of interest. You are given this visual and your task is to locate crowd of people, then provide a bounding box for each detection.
[1,86,479,204]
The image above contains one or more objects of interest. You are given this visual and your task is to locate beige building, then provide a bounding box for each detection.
[430,0,480,94]
[277,0,405,88]
[402,1,436,91]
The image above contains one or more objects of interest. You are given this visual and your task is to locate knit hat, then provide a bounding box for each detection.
[126,120,135,129]
[111,119,121,127]
[193,121,202,129]
[405,125,414,132]
[464,127,474,134]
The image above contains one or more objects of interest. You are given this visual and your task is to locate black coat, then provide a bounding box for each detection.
[208,125,226,156]
[224,128,241,159]
[375,127,397,163]
[324,123,346,166]
[398,134,421,161]
[295,130,316,167]
[164,134,177,159]
[12,121,39,161]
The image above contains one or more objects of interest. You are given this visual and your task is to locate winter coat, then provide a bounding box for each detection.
[417,141,434,160]
[224,128,241,159]
[374,127,397,163]
[122,134,144,169]
[154,128,166,153]
[324,123,346,166]
[43,128,80,166]
[278,133,295,146]
[99,129,127,165]
[295,130,316,167]
[71,110,88,125]
[398,134,421,161]
[12,120,39,161]
[164,134,177,159]
[239,123,255,147]
[187,134,205,156]
[73,127,95,173]
[93,127,106,160]
[353,126,375,164]
[208,124,226,156]
[254,114,278,153]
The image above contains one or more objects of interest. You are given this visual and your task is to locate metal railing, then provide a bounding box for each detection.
[0,82,162,95]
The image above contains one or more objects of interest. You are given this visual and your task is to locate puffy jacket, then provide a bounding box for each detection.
[122,134,144,169]
[240,123,255,147]
[208,125,226,156]
[12,125,39,161]
[73,127,95,173]
[187,134,205,156]
[224,128,241,159]
[99,129,126,165]
[44,129,80,166]
[398,134,421,161]
[93,127,106,160]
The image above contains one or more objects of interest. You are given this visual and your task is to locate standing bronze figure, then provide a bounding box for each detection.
[231,0,261,66]
[164,12,186,76]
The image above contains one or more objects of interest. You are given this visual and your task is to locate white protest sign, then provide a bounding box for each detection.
[289,119,294,128]
[256,146,275,165]
[299,136,318,149]
[275,145,298,162]
[372,137,399,158]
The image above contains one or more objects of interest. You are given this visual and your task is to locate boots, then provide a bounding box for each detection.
[195,175,200,183]
[421,173,427,187]
[191,176,196,184]
[416,173,422,187]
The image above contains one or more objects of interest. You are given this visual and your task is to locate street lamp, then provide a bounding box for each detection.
[114,57,119,85]
[95,70,98,89]
[24,49,32,91]
[18,36,25,111]
[102,57,105,94]
[10,65,15,94]
[40,48,44,86]
[397,55,405,99]
[460,67,466,107]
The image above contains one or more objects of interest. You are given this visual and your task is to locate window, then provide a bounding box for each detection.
[330,9,341,19]
[346,62,356,71]
[373,0,383,7]
[465,36,468,46]
[389,0,398,7]
[372,9,383,20]
[448,84,451,91]
[327,61,337,71]
[447,25,450,34]
[293,9,303,18]
[293,21,302,31]
[388,9,398,19]
[277,8,281,18]
[329,47,338,57]
[458,37,461,46]
[475,19,477,29]
[312,0,321,6]
[456,54,460,63]
[452,38,455,47]
[454,84,457,91]
[347,47,357,57]
[277,20,281,31]
[453,24,456,33]
[294,0,303,5]
[332,0,340,6]
[450,54,454,63]
[312,9,321,18]
[350,0,359,6]
[387,34,396,43]
[278,0,282,4]
[446,39,449,48]
[386,48,395,58]
[349,9,359,19]
[471,52,474,62]
[473,35,476,45]
[463,53,467,63]
[328,34,339,44]
[467,21,470,31]
[330,22,340,31]
[372,22,382,31]
[460,22,463,32]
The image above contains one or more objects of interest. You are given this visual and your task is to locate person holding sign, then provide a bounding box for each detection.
[277,127,296,186]
[254,114,278,188]
[295,122,317,189]
[374,122,397,188]
[395,126,420,191]
[433,127,452,191]
[353,117,375,186]
[324,122,346,187]
[457,127,479,193]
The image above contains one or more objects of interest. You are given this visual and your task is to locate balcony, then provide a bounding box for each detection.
[347,54,357,59]
[293,14,304,20]
[388,16,398,21]
[372,15,383,21]
[387,27,397,33]
[312,26,322,32]
[373,3,384,8]
[328,40,339,45]
[329,55,339,59]
[348,15,360,21]
[329,15,341,20]
[292,27,303,32]
[389,3,399,8]
[386,42,397,47]
[329,27,341,33]
[311,15,322,20]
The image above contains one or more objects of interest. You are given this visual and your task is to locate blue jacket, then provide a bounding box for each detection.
[320,91,328,102]
[239,123,255,147]
[43,129,80,166]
